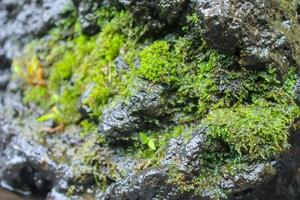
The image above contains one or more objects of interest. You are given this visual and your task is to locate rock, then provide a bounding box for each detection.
[47,188,70,200]
[0,69,10,90]
[100,166,195,200]
[118,0,188,34]
[162,127,208,173]
[78,82,96,117]
[192,0,292,68]
[100,128,206,200]
[99,79,166,140]
[74,0,101,36]
[0,55,11,70]
[100,125,277,200]
[114,56,129,75]
[0,135,57,195]
[0,0,74,58]
[0,55,11,90]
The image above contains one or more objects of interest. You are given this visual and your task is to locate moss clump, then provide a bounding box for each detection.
[204,100,298,161]
[166,67,300,199]
[199,67,299,164]
[136,41,182,84]
[13,8,142,126]
[123,125,192,170]
[23,85,49,108]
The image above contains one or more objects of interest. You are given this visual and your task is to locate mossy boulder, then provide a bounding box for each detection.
[1,1,300,199]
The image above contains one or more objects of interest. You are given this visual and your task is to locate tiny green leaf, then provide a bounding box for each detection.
[148,139,156,150]
[37,113,57,122]
[139,132,149,145]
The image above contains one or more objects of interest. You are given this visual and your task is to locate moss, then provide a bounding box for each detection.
[78,135,125,191]
[23,85,49,108]
[166,66,300,199]
[13,8,142,126]
[201,67,299,162]
[49,50,77,91]
[204,100,298,161]
[124,125,191,169]
[135,41,182,84]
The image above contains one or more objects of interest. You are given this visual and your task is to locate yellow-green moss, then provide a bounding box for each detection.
[204,100,298,161]
[135,41,182,84]
[23,85,49,108]
[14,8,141,126]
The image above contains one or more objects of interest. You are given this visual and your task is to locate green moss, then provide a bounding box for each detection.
[78,136,124,191]
[166,66,300,199]
[23,85,49,108]
[124,125,192,169]
[14,8,141,126]
[49,50,77,91]
[201,67,299,162]
[204,100,298,161]
[136,41,182,84]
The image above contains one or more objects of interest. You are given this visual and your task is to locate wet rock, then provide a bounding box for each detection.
[192,0,292,68]
[74,0,101,36]
[0,55,11,70]
[162,127,208,173]
[114,56,129,75]
[99,79,166,140]
[100,128,207,200]
[243,133,300,200]
[78,83,96,117]
[0,69,10,90]
[0,135,57,195]
[101,125,276,200]
[225,162,276,199]
[100,166,195,200]
[0,55,11,89]
[0,0,74,58]
[118,0,188,34]
[47,188,70,200]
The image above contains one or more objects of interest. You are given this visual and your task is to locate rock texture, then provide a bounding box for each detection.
[101,127,276,200]
[99,79,167,141]
[192,0,292,68]
[0,0,74,58]
[117,0,188,33]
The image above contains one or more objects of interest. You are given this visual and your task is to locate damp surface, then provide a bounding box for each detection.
[245,133,300,200]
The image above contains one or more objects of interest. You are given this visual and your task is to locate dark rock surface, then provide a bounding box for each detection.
[0,55,11,90]
[0,0,74,58]
[100,127,275,200]
[0,69,10,90]
[72,0,101,35]
[162,127,208,173]
[0,135,57,195]
[0,92,56,196]
[117,0,188,34]
[114,56,129,75]
[192,0,292,68]
[0,91,75,197]
[100,166,190,200]
[244,133,300,200]
[294,79,300,105]
[99,79,167,140]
